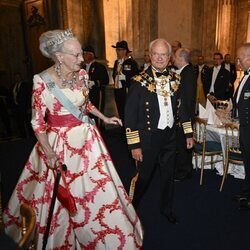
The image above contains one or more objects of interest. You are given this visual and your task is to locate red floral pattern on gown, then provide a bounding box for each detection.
[4,70,143,249]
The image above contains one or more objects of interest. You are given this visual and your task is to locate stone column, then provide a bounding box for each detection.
[216,0,237,58]
[201,0,218,64]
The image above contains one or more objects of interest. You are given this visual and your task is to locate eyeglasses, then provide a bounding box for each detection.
[61,51,83,59]
[151,52,170,58]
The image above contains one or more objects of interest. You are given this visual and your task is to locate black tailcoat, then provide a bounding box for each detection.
[203,66,233,100]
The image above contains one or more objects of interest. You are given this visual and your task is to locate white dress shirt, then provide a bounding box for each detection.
[155,77,174,129]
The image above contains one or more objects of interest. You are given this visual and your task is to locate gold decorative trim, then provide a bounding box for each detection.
[126,128,140,145]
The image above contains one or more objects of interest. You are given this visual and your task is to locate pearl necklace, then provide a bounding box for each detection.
[54,64,77,88]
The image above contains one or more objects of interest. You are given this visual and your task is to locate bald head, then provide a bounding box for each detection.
[237,43,250,71]
[174,48,191,69]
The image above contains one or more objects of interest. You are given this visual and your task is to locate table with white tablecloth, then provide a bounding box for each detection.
[193,124,245,179]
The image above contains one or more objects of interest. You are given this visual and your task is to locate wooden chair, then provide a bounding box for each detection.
[219,123,244,191]
[17,203,36,249]
[193,117,223,185]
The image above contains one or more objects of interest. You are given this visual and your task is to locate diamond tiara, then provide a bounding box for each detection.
[48,29,74,47]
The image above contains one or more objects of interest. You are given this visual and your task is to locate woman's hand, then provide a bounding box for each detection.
[45,151,59,169]
[103,116,123,126]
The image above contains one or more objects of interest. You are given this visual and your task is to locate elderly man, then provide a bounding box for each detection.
[124,38,194,224]
[173,48,197,181]
[233,43,250,210]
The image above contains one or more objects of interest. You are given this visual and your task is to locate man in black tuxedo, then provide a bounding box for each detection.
[11,72,32,138]
[82,45,109,126]
[124,39,194,224]
[173,48,197,181]
[232,43,250,210]
[112,40,139,121]
[204,52,233,103]
[222,53,237,86]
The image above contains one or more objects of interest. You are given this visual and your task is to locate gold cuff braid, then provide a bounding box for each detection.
[182,121,193,134]
[126,128,140,145]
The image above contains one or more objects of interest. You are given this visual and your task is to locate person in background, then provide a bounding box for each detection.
[11,72,32,138]
[139,49,151,72]
[222,53,237,86]
[232,43,250,211]
[204,52,233,103]
[194,55,209,107]
[173,48,197,181]
[169,40,182,70]
[82,45,109,126]
[125,38,194,225]
[4,29,143,249]
[112,40,139,122]
[0,83,12,138]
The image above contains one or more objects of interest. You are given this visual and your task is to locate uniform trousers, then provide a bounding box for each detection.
[175,125,193,177]
[239,125,250,198]
[132,126,176,215]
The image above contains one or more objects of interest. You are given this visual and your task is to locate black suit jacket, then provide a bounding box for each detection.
[112,58,139,88]
[203,66,233,100]
[124,66,192,150]
[179,64,197,124]
[222,62,237,84]
[11,81,31,109]
[87,61,109,88]
[83,61,109,107]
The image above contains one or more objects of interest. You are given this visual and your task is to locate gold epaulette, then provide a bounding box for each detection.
[126,128,140,145]
[182,121,193,134]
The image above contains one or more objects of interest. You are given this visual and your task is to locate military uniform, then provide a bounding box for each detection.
[124,66,193,214]
[112,58,139,121]
[233,71,250,199]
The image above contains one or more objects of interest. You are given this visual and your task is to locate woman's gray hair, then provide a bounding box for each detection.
[39,29,76,61]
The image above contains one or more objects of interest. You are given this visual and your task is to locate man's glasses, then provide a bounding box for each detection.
[151,52,170,58]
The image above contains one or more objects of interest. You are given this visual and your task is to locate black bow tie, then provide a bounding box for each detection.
[155,71,169,78]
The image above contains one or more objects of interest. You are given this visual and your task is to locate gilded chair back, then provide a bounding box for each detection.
[194,117,223,185]
[18,203,36,249]
[219,123,243,191]
[213,100,229,110]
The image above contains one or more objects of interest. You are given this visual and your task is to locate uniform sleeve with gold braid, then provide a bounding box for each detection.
[126,128,140,145]
[182,121,193,135]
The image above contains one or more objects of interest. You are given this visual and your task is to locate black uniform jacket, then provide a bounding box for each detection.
[112,58,139,88]
[193,64,209,84]
[179,64,197,124]
[203,66,233,100]
[124,66,193,150]
[85,61,109,88]
[233,75,250,127]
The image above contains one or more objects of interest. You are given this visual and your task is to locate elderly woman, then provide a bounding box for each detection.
[4,29,143,249]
